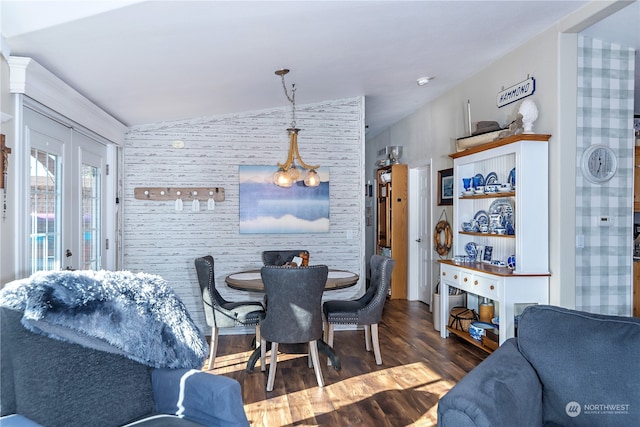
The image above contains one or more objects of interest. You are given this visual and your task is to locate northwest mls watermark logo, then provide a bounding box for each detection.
[566,401,581,417]
[566,401,630,417]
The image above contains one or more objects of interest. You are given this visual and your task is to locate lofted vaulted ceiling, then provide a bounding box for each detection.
[4,1,635,138]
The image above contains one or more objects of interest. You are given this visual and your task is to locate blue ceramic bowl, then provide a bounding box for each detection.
[462,222,474,232]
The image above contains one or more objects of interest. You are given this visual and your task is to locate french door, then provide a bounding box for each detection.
[25,108,108,273]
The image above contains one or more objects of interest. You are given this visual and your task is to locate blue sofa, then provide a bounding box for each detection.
[438,305,640,427]
[0,270,250,427]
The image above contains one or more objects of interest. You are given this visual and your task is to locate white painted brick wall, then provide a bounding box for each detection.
[123,97,365,333]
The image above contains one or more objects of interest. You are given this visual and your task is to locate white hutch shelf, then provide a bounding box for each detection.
[439,134,551,348]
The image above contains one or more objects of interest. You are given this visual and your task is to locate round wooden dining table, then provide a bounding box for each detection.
[224,268,359,372]
[225,269,359,292]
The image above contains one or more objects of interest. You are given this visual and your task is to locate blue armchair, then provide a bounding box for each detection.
[0,270,249,427]
[437,305,640,427]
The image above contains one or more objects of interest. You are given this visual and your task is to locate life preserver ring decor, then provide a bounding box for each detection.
[434,220,453,256]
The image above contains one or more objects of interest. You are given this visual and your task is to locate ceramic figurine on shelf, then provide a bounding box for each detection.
[519,99,538,133]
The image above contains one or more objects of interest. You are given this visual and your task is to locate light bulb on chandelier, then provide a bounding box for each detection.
[304,169,320,187]
[272,69,320,188]
[287,164,300,181]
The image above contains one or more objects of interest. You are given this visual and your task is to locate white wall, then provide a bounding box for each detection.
[123,97,366,332]
[366,1,635,311]
[367,25,567,304]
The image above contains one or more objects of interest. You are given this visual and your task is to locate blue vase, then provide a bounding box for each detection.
[506,222,515,235]
[462,177,472,190]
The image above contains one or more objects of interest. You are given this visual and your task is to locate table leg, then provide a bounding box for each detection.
[245,343,268,373]
[317,339,341,371]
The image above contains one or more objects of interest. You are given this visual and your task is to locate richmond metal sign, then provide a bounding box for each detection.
[497,76,535,108]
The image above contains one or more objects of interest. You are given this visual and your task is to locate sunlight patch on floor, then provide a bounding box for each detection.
[202,350,254,373]
[247,394,294,426]
[324,361,452,405]
[242,361,456,425]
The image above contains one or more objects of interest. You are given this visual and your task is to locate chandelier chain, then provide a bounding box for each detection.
[280,74,297,128]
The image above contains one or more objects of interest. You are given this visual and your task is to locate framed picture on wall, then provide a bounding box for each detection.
[438,168,454,206]
[238,165,330,234]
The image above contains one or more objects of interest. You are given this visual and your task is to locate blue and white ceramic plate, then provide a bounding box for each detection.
[489,198,513,216]
[473,210,489,226]
[485,172,498,185]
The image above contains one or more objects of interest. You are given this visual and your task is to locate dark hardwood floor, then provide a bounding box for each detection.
[207,300,487,426]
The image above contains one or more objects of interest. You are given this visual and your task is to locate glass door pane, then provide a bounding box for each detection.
[81,163,101,270]
[30,148,61,273]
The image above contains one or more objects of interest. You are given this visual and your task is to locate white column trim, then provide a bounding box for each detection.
[7,56,127,145]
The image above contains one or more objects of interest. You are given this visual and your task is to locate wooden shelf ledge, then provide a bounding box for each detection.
[446,326,495,354]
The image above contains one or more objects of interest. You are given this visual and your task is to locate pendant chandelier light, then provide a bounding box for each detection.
[272,69,320,188]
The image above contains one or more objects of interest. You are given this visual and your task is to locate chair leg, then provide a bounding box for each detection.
[251,324,261,350]
[326,323,335,366]
[260,337,267,372]
[266,342,279,392]
[371,323,382,365]
[364,324,372,352]
[207,326,219,370]
[309,340,324,388]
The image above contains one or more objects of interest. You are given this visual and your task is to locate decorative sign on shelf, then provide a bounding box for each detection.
[497,76,535,108]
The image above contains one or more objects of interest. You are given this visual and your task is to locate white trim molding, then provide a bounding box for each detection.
[8,56,127,145]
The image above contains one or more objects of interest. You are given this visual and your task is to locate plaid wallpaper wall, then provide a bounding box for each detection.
[576,36,635,315]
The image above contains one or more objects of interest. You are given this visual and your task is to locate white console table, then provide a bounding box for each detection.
[439,260,549,346]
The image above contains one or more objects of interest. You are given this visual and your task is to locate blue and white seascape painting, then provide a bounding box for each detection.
[239,165,330,234]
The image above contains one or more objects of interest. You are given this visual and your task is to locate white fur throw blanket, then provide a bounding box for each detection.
[0,270,207,369]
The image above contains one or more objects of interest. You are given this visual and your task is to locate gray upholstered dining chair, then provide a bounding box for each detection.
[323,254,395,365]
[262,250,309,266]
[259,264,328,391]
[195,255,265,370]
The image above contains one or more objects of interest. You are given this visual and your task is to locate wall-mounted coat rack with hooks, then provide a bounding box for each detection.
[134,187,225,202]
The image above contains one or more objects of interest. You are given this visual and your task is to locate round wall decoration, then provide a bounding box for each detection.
[434,220,453,256]
[581,144,617,184]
